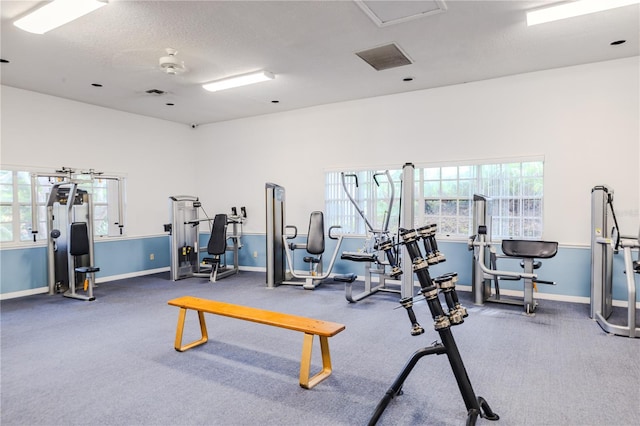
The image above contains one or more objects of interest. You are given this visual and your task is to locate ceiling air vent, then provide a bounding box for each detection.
[355,0,447,27]
[145,89,166,95]
[355,43,412,71]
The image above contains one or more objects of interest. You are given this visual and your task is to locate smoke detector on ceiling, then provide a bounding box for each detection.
[159,48,186,75]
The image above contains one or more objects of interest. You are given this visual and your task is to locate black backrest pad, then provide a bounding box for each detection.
[208,214,227,255]
[306,211,325,255]
[69,222,90,256]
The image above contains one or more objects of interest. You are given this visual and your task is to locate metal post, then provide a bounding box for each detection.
[400,163,415,299]
[265,183,286,288]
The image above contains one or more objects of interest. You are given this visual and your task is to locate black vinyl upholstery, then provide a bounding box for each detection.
[306,211,325,255]
[208,214,227,256]
[69,222,90,256]
[501,240,558,259]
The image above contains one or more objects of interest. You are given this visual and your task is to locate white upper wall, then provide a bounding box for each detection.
[193,57,639,245]
[2,57,638,245]
[0,86,197,237]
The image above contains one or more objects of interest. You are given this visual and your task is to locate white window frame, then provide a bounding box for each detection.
[325,169,402,236]
[325,158,544,240]
[0,167,126,245]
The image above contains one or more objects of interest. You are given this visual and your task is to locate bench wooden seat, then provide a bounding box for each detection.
[167,296,345,389]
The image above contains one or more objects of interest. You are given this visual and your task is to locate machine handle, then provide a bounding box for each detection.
[343,173,359,187]
[328,225,342,240]
[285,225,298,239]
[476,243,536,280]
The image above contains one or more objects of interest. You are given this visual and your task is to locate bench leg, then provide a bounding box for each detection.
[174,308,209,352]
[299,333,333,389]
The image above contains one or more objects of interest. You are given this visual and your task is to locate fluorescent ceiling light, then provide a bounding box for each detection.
[14,0,107,35]
[527,0,639,26]
[202,70,275,92]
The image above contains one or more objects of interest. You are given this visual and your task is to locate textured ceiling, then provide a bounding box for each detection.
[1,0,638,126]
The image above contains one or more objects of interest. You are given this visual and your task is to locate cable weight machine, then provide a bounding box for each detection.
[339,163,418,302]
[369,225,498,426]
[590,185,639,338]
[166,195,245,282]
[30,167,125,301]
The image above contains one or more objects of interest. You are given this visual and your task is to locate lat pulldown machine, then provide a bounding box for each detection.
[369,225,498,426]
[30,167,124,301]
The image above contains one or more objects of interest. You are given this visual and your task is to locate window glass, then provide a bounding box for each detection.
[0,169,125,243]
[326,159,543,239]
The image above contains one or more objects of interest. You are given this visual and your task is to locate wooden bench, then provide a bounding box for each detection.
[167,296,345,389]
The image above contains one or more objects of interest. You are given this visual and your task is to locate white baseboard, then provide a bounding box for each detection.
[0,287,48,300]
[95,267,170,283]
[3,267,638,309]
[0,268,170,300]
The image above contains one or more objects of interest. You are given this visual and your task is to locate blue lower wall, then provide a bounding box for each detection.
[0,236,169,295]
[0,234,634,303]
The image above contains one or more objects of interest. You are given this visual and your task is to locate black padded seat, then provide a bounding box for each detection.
[334,273,357,283]
[341,252,378,262]
[502,240,558,259]
[75,266,100,274]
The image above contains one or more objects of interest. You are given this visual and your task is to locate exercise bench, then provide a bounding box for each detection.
[167,296,345,389]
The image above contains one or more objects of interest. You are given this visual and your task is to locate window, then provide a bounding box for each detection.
[325,159,544,240]
[1,170,36,243]
[0,168,125,244]
[325,169,402,235]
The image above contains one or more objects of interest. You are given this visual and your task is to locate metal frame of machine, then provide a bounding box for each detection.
[265,183,343,290]
[166,195,244,282]
[469,194,557,315]
[29,167,124,301]
[590,185,639,338]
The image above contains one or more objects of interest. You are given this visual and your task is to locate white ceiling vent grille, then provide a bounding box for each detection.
[355,43,413,71]
[355,0,447,27]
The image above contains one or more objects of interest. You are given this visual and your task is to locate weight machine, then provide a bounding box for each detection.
[590,185,639,338]
[30,167,124,301]
[468,194,558,315]
[265,183,344,289]
[339,163,418,302]
[369,225,498,425]
[165,195,245,282]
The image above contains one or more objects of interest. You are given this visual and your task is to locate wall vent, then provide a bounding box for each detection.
[355,43,412,71]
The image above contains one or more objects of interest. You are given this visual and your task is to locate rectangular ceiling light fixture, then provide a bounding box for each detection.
[202,70,275,92]
[14,0,108,34]
[527,0,640,26]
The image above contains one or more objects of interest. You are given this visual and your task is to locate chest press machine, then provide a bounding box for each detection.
[265,183,344,289]
[165,195,245,283]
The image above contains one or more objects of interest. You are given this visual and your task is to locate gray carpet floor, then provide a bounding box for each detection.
[1,271,638,425]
